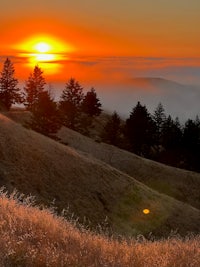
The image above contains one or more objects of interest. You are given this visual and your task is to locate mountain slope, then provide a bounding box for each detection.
[58,126,200,210]
[0,113,200,237]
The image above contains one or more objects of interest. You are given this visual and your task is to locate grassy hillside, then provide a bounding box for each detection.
[0,113,131,226]
[0,192,199,267]
[57,126,200,210]
[0,113,200,237]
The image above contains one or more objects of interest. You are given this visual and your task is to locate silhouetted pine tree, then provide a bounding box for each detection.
[0,58,22,110]
[126,102,156,156]
[82,88,102,117]
[161,115,182,150]
[28,90,61,137]
[153,102,166,145]
[183,118,200,150]
[59,78,84,130]
[153,115,183,167]
[182,117,200,171]
[101,111,121,145]
[24,65,46,111]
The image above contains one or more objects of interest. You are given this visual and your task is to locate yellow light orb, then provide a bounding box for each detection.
[35,42,51,53]
[143,209,150,214]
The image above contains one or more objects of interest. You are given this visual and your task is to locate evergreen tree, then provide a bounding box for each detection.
[82,88,102,117]
[126,102,156,156]
[101,111,121,145]
[161,115,182,150]
[183,119,199,149]
[0,58,22,110]
[182,118,200,171]
[24,65,46,111]
[28,90,61,137]
[153,102,166,144]
[59,78,84,129]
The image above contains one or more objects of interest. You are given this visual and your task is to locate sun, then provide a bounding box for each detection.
[17,35,70,54]
[15,35,74,74]
[35,42,51,53]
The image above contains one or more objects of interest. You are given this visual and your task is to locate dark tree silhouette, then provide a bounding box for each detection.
[0,58,22,110]
[82,88,102,117]
[183,118,200,150]
[24,65,46,111]
[155,115,183,167]
[161,116,182,150]
[153,102,166,145]
[101,111,121,145]
[59,78,84,130]
[28,90,61,137]
[126,102,156,156]
[182,117,200,171]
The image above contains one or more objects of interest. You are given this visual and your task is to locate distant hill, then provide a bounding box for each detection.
[0,113,200,237]
[100,77,200,119]
[130,77,186,91]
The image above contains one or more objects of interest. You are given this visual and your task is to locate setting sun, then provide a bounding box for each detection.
[17,35,71,54]
[14,35,73,74]
[35,42,51,53]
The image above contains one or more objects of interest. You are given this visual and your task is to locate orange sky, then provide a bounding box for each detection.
[1,0,200,120]
[0,0,200,81]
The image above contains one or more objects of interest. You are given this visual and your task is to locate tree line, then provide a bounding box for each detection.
[0,58,102,137]
[102,102,200,173]
[0,58,199,173]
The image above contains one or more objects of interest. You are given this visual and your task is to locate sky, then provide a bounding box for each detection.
[0,0,200,118]
[1,0,200,57]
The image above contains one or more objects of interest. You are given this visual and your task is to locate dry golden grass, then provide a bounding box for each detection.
[0,190,199,267]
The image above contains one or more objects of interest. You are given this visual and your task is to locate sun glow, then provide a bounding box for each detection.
[35,42,51,53]
[15,35,73,74]
[34,53,55,61]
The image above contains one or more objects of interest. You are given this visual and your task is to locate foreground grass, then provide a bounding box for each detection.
[0,191,199,267]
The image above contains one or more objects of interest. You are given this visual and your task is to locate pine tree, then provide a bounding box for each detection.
[161,115,182,149]
[101,111,121,145]
[59,78,84,129]
[28,90,61,137]
[182,117,200,171]
[24,65,46,111]
[82,88,102,117]
[153,103,166,140]
[126,101,156,156]
[183,118,199,150]
[0,58,22,110]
